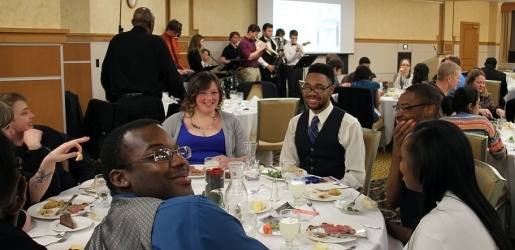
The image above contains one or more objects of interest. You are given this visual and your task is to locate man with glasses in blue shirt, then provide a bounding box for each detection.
[280,63,366,189]
[386,84,442,244]
[86,119,267,250]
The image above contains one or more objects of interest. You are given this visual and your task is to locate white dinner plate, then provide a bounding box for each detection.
[257,222,281,236]
[189,165,205,179]
[50,217,93,232]
[248,200,271,214]
[80,179,94,190]
[334,196,378,215]
[301,217,367,243]
[303,185,350,202]
[261,168,308,181]
[28,196,96,220]
[305,243,347,250]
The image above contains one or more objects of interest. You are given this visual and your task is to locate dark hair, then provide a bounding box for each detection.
[412,63,429,84]
[485,57,497,67]
[289,30,298,37]
[275,28,285,37]
[405,84,443,119]
[354,65,372,81]
[407,120,511,250]
[359,57,371,64]
[247,24,260,33]
[188,34,203,53]
[166,19,182,32]
[201,48,210,56]
[100,119,161,194]
[181,71,224,114]
[0,132,21,208]
[325,53,339,63]
[326,58,344,72]
[450,87,478,114]
[445,55,461,66]
[229,31,239,40]
[262,23,273,31]
[307,63,334,86]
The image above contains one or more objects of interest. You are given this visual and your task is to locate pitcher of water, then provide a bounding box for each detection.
[225,161,248,216]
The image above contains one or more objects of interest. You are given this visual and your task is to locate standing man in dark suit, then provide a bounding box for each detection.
[101,7,185,124]
[482,57,508,108]
[258,23,282,94]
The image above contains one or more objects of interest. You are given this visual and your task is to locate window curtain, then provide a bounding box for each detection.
[499,11,512,63]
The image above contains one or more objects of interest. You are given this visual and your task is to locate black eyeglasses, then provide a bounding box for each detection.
[300,85,332,94]
[116,146,191,169]
[392,103,430,113]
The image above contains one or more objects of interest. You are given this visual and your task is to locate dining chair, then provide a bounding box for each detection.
[253,98,299,152]
[485,80,501,107]
[465,132,488,162]
[474,159,511,233]
[247,82,263,100]
[335,87,373,129]
[361,128,381,196]
[237,81,278,100]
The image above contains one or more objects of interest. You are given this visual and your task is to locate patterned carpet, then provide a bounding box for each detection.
[369,145,400,222]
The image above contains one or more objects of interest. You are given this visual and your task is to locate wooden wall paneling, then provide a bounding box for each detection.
[0,80,64,132]
[63,43,90,61]
[179,41,189,69]
[63,63,92,113]
[0,45,61,77]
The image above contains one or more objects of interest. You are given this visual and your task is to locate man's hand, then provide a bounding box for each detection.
[23,129,43,150]
[392,120,416,152]
[479,108,493,119]
[266,65,276,72]
[496,108,505,118]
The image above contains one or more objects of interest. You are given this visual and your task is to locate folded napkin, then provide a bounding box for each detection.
[246,95,260,108]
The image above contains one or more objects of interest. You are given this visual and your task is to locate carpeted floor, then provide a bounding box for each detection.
[369,144,400,222]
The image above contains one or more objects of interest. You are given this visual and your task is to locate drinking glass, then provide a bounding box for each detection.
[237,212,257,238]
[236,92,244,108]
[289,176,306,206]
[204,157,219,169]
[280,160,297,190]
[94,174,110,208]
[244,160,261,194]
[279,209,300,250]
[497,118,507,132]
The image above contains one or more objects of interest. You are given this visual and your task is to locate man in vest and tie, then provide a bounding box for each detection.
[280,63,366,189]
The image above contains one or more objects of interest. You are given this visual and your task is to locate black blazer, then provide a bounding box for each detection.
[482,65,507,107]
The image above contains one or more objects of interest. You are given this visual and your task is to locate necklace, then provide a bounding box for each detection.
[189,113,217,131]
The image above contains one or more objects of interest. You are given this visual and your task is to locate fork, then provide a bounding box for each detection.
[44,232,70,247]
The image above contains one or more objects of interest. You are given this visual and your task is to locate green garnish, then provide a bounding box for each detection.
[346,206,360,212]
[266,171,282,179]
[510,136,514,142]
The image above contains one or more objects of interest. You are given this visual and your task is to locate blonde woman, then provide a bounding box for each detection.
[464,69,505,119]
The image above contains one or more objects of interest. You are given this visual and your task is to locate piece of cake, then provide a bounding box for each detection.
[313,241,328,250]
[252,201,266,213]
[60,213,75,229]
[68,245,84,250]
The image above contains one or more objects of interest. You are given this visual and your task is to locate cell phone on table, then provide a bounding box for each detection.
[319,176,339,183]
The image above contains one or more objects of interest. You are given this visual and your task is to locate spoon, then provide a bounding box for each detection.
[306,199,317,212]
[349,193,362,206]
[31,231,68,239]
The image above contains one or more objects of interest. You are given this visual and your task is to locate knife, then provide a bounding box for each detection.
[54,194,78,216]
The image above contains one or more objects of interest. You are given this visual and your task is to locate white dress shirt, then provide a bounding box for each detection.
[258,37,278,68]
[283,41,304,66]
[280,103,366,189]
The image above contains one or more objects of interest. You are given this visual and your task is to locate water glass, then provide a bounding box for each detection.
[236,92,244,107]
[244,160,261,194]
[237,212,257,238]
[279,209,300,250]
[94,174,110,208]
[289,176,306,206]
[280,160,297,190]
[497,118,507,131]
[204,157,219,169]
[230,90,238,109]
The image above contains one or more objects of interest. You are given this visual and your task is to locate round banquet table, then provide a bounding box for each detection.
[379,96,398,145]
[27,176,388,250]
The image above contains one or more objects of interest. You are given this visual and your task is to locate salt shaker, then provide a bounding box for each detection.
[270,178,280,202]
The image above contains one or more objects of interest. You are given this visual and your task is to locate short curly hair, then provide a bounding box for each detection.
[180,72,224,115]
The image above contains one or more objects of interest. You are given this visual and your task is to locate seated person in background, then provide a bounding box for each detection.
[1,101,15,139]
[401,120,511,250]
[386,84,442,243]
[0,133,45,249]
[85,119,267,250]
[325,53,339,63]
[444,55,466,95]
[187,34,204,72]
[441,87,507,160]
[343,57,377,84]
[163,72,248,169]
[326,58,344,87]
[0,93,94,208]
[482,57,507,108]
[393,58,412,90]
[220,31,240,65]
[349,65,381,123]
[280,63,366,189]
[464,69,505,119]
[200,48,211,68]
[411,63,429,85]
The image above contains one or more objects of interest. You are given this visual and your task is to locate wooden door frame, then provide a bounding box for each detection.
[460,21,480,71]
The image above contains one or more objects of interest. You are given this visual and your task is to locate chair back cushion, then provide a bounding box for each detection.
[256,98,299,151]
[362,128,381,196]
[474,159,506,207]
[335,87,373,129]
[465,132,488,162]
[485,80,501,107]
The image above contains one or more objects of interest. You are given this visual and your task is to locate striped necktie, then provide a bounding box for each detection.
[308,116,319,144]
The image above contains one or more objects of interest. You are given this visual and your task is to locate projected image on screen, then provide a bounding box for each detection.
[274,1,341,53]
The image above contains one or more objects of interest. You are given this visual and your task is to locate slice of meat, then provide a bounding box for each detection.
[60,213,75,229]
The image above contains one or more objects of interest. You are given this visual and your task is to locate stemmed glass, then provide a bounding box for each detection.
[289,176,306,206]
[280,160,297,190]
[279,209,301,250]
[94,174,110,208]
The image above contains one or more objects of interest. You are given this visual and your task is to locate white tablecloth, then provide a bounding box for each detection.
[379,96,397,145]
[28,177,388,249]
[487,126,515,239]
